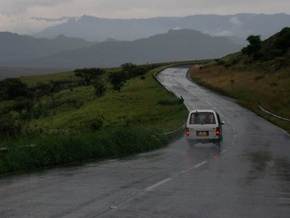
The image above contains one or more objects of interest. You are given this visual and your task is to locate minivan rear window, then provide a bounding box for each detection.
[189,112,216,124]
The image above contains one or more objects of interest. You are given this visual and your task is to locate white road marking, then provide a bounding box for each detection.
[145,178,172,191]
[220,149,227,155]
[194,161,207,168]
[146,161,207,192]
[181,160,208,173]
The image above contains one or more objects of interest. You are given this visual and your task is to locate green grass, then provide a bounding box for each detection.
[28,70,187,132]
[0,127,168,174]
[0,66,188,175]
[21,71,79,86]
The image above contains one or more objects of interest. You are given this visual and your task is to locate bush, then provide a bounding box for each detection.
[108,71,128,92]
[89,116,104,131]
[254,75,265,81]
[270,82,278,87]
[242,35,262,59]
[0,112,24,139]
[121,63,147,78]
[0,78,30,101]
[93,79,107,97]
[274,27,290,55]
[215,59,225,66]
[74,68,105,85]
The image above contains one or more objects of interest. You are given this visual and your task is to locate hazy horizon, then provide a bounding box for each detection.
[1,0,290,35]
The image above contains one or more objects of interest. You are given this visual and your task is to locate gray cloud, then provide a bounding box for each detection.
[0,0,69,15]
[229,17,243,26]
[0,0,289,34]
[31,17,73,22]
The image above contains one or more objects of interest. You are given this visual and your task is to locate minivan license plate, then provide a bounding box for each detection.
[197,131,208,136]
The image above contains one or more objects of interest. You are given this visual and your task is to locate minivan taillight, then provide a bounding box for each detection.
[216,127,220,136]
[186,127,189,136]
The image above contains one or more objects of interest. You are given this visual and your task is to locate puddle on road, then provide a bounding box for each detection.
[119,151,167,161]
[245,150,290,193]
[274,157,290,195]
[274,157,290,183]
[245,150,272,182]
[249,151,272,173]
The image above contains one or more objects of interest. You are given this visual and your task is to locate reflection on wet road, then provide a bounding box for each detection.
[0,67,290,217]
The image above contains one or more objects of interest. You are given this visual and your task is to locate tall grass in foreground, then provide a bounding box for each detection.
[0,127,168,175]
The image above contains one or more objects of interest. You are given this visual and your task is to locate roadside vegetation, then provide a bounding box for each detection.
[190,27,290,133]
[0,63,188,175]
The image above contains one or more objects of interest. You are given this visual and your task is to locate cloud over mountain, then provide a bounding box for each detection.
[33,14,290,42]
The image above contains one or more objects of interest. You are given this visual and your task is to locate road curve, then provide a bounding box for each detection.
[0,67,290,218]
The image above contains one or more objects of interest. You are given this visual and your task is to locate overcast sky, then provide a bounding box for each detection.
[1,0,290,35]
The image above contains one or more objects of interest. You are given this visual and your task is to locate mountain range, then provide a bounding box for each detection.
[0,32,94,62]
[0,29,242,71]
[33,13,290,42]
[0,13,289,79]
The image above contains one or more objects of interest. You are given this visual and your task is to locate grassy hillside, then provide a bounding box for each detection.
[0,64,189,174]
[0,64,189,137]
[189,27,290,133]
[19,67,187,132]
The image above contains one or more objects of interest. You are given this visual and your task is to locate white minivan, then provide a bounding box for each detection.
[186,109,224,146]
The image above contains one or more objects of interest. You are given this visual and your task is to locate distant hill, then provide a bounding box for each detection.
[33,13,290,42]
[1,29,242,70]
[0,32,95,62]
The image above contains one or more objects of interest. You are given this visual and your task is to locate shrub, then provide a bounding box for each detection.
[74,68,105,85]
[270,82,278,87]
[0,78,30,100]
[108,71,128,92]
[0,112,24,139]
[93,79,107,97]
[242,35,262,59]
[121,63,147,78]
[89,116,104,131]
[215,59,225,66]
[274,27,290,55]
[254,75,265,81]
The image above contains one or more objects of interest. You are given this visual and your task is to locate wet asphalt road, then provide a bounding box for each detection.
[1,67,290,217]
